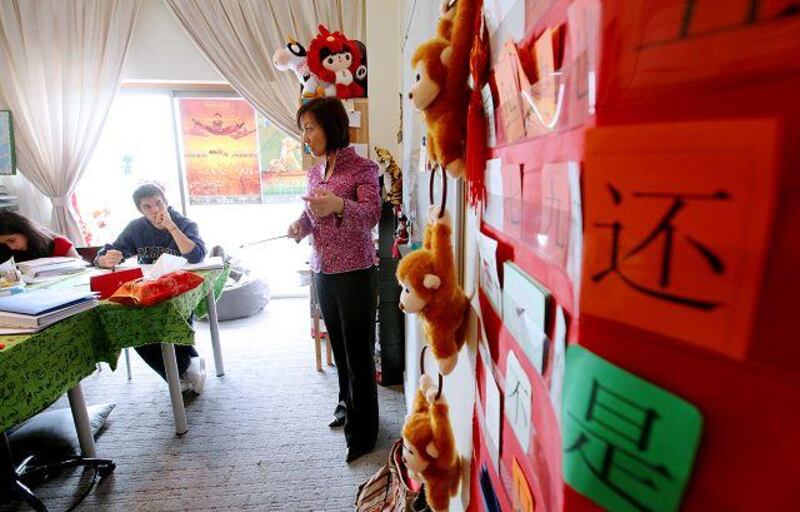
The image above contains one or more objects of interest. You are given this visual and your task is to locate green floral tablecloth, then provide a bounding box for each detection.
[0,267,228,432]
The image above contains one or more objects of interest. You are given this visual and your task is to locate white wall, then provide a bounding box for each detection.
[366,0,402,158]
[122,0,222,83]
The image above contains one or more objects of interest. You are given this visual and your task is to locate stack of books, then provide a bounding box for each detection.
[183,256,224,271]
[0,283,25,298]
[0,289,98,334]
[17,257,89,281]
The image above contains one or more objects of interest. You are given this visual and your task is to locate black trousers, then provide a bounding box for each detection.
[315,267,379,450]
[134,344,198,381]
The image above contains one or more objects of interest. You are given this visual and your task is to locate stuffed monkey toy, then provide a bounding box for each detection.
[397,206,469,375]
[408,0,477,178]
[402,374,462,512]
[437,0,457,40]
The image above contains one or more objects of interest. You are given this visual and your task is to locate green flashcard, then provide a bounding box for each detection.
[562,346,703,512]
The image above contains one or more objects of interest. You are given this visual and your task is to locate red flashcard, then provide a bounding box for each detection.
[581,120,779,359]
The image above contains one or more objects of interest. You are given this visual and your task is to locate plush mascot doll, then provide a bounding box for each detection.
[272,38,334,98]
[354,40,369,96]
[397,206,469,375]
[308,25,366,99]
[408,0,477,178]
[402,374,462,512]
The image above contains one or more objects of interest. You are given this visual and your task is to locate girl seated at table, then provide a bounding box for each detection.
[0,211,79,263]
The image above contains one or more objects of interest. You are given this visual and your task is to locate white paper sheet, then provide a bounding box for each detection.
[477,232,502,314]
[485,0,519,36]
[482,84,497,147]
[549,306,567,426]
[347,110,362,127]
[484,353,502,471]
[565,162,583,294]
[483,158,504,231]
[505,349,532,453]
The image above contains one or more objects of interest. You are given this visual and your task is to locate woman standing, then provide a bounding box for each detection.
[0,211,79,262]
[288,97,381,464]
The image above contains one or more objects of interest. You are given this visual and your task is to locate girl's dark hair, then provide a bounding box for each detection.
[296,97,350,153]
[0,211,56,260]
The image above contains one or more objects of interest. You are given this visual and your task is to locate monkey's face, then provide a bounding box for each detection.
[399,277,428,313]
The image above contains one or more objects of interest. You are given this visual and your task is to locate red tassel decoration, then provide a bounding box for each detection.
[465,7,490,208]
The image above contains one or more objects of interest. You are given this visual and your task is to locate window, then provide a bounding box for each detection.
[75,91,181,246]
[76,89,309,297]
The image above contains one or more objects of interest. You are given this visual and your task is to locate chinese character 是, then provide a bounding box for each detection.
[565,380,673,512]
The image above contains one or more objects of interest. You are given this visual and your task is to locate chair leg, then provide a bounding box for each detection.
[326,337,334,367]
[313,310,322,372]
[21,456,116,482]
[124,348,132,380]
[9,479,49,512]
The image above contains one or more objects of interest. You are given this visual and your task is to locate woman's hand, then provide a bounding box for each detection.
[302,189,344,218]
[287,221,305,243]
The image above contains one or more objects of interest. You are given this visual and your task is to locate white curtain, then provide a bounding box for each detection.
[0,0,141,244]
[163,0,365,137]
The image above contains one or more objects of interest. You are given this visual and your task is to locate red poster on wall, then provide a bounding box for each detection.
[177,98,261,204]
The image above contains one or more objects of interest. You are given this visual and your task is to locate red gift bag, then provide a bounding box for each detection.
[108,271,204,307]
[90,268,144,300]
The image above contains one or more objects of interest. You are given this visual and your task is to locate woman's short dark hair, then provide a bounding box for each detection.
[296,97,350,153]
[132,183,167,209]
[0,211,55,258]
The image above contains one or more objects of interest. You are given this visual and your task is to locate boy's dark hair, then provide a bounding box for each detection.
[0,211,55,258]
[132,183,167,209]
[296,97,350,153]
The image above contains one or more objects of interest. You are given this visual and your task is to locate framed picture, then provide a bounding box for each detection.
[0,111,15,175]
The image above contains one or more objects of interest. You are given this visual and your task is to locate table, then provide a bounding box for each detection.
[0,266,228,453]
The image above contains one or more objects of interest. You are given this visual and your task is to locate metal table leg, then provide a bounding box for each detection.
[124,347,132,380]
[206,287,224,377]
[67,384,96,458]
[161,343,188,436]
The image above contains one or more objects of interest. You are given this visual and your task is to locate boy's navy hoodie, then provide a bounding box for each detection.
[97,207,206,265]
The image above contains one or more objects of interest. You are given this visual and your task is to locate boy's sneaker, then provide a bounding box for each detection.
[184,357,206,395]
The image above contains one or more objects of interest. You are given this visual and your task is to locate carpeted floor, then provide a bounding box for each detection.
[2,298,406,511]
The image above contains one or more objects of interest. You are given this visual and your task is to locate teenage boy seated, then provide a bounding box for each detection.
[95,183,207,394]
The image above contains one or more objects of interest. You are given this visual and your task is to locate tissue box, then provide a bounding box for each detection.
[90,268,144,300]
